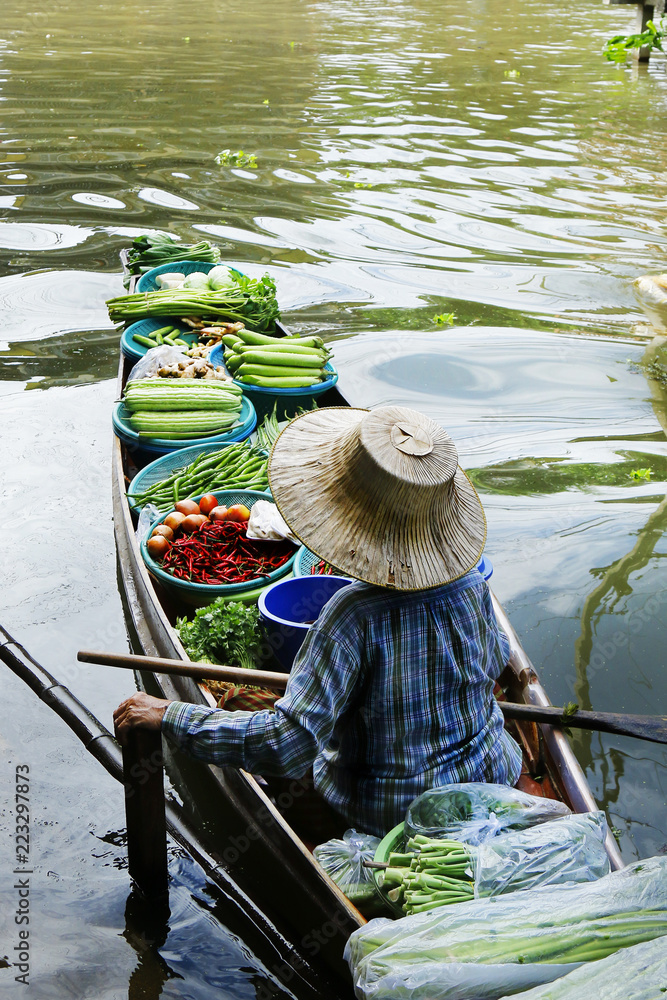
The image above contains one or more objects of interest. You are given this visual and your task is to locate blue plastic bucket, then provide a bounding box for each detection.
[258,575,353,671]
[209,344,338,422]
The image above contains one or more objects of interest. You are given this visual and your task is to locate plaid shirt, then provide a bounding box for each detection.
[162,570,522,837]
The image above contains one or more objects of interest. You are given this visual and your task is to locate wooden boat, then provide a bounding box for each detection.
[111,271,624,996]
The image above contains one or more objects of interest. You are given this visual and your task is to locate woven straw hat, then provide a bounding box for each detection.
[268,405,486,590]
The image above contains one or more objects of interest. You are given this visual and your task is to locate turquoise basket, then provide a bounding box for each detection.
[209,344,338,422]
[136,260,245,293]
[120,317,201,363]
[293,547,494,580]
[112,395,256,465]
[140,489,299,608]
[127,441,270,512]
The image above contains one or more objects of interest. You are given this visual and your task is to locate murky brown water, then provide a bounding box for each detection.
[1,0,666,995]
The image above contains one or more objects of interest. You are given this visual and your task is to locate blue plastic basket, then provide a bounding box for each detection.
[136,260,245,293]
[258,574,353,670]
[127,441,271,512]
[209,344,338,422]
[112,395,256,465]
[120,317,201,362]
[140,489,299,608]
[292,546,494,581]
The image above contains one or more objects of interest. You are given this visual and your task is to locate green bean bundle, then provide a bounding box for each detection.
[129,442,269,511]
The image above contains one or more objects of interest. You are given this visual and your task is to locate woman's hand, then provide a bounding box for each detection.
[113,691,172,746]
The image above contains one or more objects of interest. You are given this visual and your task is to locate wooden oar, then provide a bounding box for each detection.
[498,701,667,745]
[78,649,667,745]
[77,649,290,690]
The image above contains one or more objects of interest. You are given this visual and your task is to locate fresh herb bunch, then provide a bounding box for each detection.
[176,599,264,670]
[125,233,222,276]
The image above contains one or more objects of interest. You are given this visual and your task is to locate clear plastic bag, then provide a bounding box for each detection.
[345,855,667,1000]
[313,829,381,911]
[135,503,161,544]
[497,936,667,999]
[127,346,191,381]
[474,810,610,897]
[405,782,570,846]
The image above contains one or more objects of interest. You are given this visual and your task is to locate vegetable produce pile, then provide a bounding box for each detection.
[129,442,269,512]
[378,812,610,916]
[149,356,230,382]
[405,782,570,845]
[313,830,383,914]
[107,269,280,331]
[124,233,222,281]
[146,497,295,585]
[380,836,475,914]
[346,855,667,1000]
[123,378,244,439]
[223,326,333,388]
[177,598,264,670]
[496,936,667,1000]
[131,323,191,350]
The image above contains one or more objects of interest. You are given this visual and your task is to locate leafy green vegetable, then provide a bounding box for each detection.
[604,18,665,63]
[215,149,258,168]
[176,599,264,670]
[124,233,222,281]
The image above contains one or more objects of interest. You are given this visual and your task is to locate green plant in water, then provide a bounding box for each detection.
[631,468,653,481]
[433,312,456,326]
[215,149,258,168]
[604,18,665,63]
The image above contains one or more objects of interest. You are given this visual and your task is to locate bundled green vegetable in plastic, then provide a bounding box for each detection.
[379,812,609,916]
[313,830,382,914]
[346,856,667,1000]
[124,233,221,280]
[405,782,570,846]
[497,936,667,999]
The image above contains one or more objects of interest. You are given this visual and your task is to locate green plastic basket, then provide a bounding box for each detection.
[373,822,407,917]
[140,489,299,608]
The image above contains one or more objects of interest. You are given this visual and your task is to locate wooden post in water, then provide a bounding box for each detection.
[603,0,656,62]
[122,728,168,898]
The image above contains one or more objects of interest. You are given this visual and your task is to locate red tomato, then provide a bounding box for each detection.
[219,504,252,523]
[198,494,220,516]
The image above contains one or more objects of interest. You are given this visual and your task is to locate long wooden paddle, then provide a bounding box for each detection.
[77,649,667,746]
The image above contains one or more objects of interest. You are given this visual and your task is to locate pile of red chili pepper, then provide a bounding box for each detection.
[162,519,295,585]
[310,558,335,575]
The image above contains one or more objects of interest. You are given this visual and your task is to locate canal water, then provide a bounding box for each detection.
[1,0,666,995]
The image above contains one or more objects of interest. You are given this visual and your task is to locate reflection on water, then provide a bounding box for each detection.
[1,0,667,995]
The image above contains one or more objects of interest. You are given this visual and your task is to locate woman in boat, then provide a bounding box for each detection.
[114,405,522,838]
